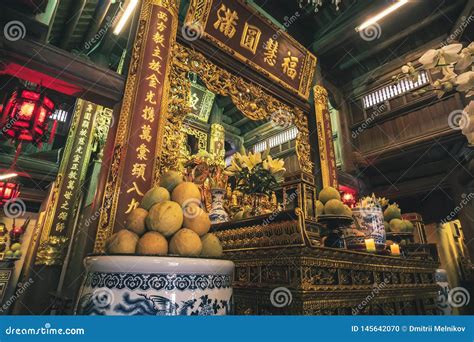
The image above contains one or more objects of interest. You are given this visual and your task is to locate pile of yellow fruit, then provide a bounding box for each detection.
[105,171,223,258]
[316,186,352,217]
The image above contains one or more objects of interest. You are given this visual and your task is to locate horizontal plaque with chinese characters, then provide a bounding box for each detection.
[185,0,317,99]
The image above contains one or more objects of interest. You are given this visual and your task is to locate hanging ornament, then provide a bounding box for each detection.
[0,179,21,205]
[298,0,344,13]
[0,86,55,144]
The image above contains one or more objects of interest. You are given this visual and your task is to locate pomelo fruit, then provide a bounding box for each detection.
[13,250,22,258]
[384,221,391,232]
[140,187,170,211]
[183,203,211,236]
[342,204,352,217]
[146,201,183,237]
[159,171,183,193]
[384,204,402,222]
[324,199,346,215]
[136,231,168,255]
[5,250,13,258]
[319,187,341,204]
[389,218,404,233]
[169,228,202,256]
[125,207,148,236]
[105,229,138,254]
[171,182,201,206]
[200,233,223,257]
[10,242,21,251]
[402,220,414,232]
[316,200,324,216]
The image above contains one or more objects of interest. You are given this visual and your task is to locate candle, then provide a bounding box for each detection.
[390,244,401,256]
[365,238,376,252]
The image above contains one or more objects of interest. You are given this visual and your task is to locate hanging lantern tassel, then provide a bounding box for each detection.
[49,119,58,145]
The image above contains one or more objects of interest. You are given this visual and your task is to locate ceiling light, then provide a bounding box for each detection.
[356,0,408,32]
[0,173,18,181]
[113,0,139,35]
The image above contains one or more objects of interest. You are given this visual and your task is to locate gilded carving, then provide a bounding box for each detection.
[158,43,313,176]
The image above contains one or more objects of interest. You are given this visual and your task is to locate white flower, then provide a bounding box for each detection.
[456,71,474,93]
[419,44,462,69]
[461,101,473,136]
[401,65,410,74]
[456,45,473,71]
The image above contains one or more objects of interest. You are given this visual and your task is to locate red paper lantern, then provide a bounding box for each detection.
[339,185,357,208]
[0,181,21,205]
[1,89,55,143]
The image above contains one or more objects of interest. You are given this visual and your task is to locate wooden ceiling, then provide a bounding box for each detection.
[253,0,471,87]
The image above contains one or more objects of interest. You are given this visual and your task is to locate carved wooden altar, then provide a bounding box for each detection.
[213,210,439,315]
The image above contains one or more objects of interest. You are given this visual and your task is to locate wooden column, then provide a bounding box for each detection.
[313,85,338,189]
[93,0,180,253]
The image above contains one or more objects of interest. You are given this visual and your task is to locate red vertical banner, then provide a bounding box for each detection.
[94,0,179,253]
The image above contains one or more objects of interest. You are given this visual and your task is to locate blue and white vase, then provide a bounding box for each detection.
[74,256,234,316]
[349,207,386,250]
[209,188,229,224]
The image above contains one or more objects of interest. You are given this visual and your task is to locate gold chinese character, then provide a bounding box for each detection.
[146,74,161,88]
[55,222,65,232]
[125,198,140,214]
[126,181,145,196]
[213,4,239,38]
[152,32,165,47]
[78,137,85,146]
[140,124,152,142]
[156,21,166,32]
[58,212,68,221]
[67,180,75,190]
[68,170,77,180]
[79,128,88,136]
[132,163,147,181]
[64,191,73,200]
[73,155,80,163]
[148,60,162,74]
[75,146,83,154]
[142,106,155,122]
[282,51,299,80]
[136,143,150,161]
[152,47,162,59]
[145,91,157,105]
[240,22,261,54]
[263,38,279,66]
[158,12,168,22]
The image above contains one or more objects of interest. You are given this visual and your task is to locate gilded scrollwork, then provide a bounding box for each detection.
[158,43,313,175]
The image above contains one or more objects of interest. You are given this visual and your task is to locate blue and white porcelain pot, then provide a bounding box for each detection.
[75,256,234,316]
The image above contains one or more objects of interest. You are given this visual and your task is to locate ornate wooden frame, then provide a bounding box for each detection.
[158,43,314,176]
